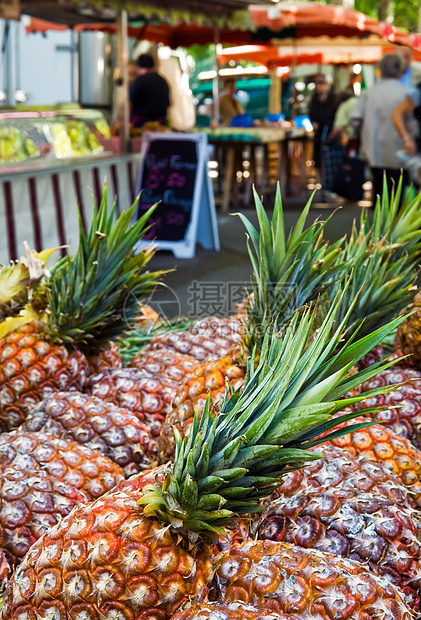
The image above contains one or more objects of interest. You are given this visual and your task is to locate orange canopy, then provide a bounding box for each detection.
[25,3,421,50]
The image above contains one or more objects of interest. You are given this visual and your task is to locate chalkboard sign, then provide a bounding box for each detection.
[134,132,219,258]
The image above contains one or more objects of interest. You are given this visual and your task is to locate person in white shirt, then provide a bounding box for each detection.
[350,54,414,206]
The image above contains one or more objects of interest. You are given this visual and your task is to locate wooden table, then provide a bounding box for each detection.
[200,127,313,212]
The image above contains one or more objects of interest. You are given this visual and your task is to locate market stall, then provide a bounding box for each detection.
[1,0,272,265]
[200,125,311,211]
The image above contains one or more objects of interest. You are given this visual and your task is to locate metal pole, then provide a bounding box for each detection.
[115,9,130,153]
[71,31,79,103]
[2,21,13,105]
[212,26,220,126]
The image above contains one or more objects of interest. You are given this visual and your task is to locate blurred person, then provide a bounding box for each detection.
[308,73,339,181]
[329,93,358,147]
[397,46,413,88]
[391,87,421,158]
[212,79,244,127]
[130,53,170,128]
[350,54,412,206]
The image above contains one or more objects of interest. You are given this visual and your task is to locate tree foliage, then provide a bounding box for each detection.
[353,0,418,32]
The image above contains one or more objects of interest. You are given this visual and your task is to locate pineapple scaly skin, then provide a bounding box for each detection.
[87,368,181,439]
[327,419,421,506]
[0,430,124,500]
[396,291,421,365]
[20,392,157,477]
[358,366,421,448]
[0,467,88,570]
[171,602,295,620]
[158,357,246,463]
[211,540,413,620]
[85,340,123,374]
[0,301,407,620]
[256,445,421,606]
[0,323,89,431]
[1,473,213,620]
[129,348,200,384]
[0,550,10,589]
[142,327,240,366]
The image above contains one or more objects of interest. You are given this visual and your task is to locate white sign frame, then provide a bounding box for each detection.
[134,132,219,259]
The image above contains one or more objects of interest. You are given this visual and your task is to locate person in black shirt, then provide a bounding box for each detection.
[308,74,339,179]
[130,53,170,127]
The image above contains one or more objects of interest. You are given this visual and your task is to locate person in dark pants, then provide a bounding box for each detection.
[308,74,339,182]
[350,54,415,207]
[130,54,170,128]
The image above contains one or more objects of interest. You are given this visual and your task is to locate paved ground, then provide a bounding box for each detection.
[146,190,368,320]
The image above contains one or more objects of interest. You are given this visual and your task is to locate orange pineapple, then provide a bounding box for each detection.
[20,391,157,477]
[211,540,412,619]
[0,186,165,431]
[0,323,89,431]
[158,357,245,463]
[328,421,421,505]
[0,430,124,499]
[0,302,404,620]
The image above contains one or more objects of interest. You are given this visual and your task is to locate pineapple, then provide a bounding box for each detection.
[358,367,421,447]
[158,357,246,463]
[140,323,241,365]
[0,298,405,620]
[210,541,412,619]
[0,467,88,570]
[157,187,345,460]
[0,430,124,499]
[263,443,410,506]
[20,392,157,477]
[0,322,89,430]
[396,291,421,365]
[171,602,295,620]
[0,242,54,322]
[256,444,421,606]
[85,340,123,374]
[328,420,421,505]
[87,367,182,438]
[0,186,164,431]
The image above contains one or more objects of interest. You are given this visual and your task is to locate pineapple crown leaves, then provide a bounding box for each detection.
[139,289,408,540]
[329,217,417,345]
[42,185,168,344]
[362,175,421,260]
[236,185,347,354]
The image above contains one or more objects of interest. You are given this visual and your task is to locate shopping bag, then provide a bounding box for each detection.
[322,142,345,191]
[333,156,365,201]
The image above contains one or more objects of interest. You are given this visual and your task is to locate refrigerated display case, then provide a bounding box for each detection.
[0,108,140,265]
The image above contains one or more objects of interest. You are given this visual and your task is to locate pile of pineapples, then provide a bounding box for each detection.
[1,179,421,620]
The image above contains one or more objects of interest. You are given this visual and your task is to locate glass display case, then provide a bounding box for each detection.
[0,109,112,164]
